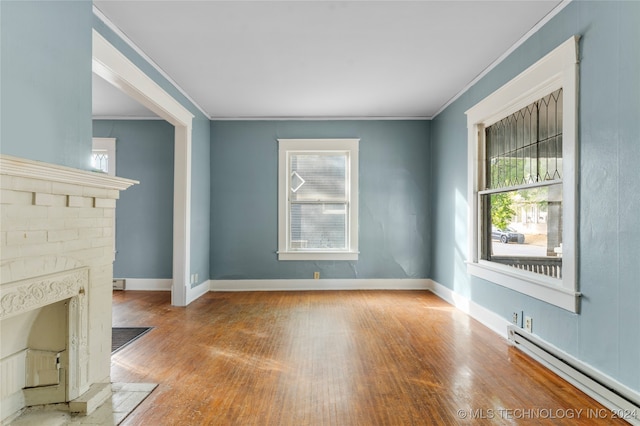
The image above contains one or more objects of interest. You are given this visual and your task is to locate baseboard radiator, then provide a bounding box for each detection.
[508,326,640,425]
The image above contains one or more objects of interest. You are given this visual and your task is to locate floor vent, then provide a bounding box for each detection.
[508,326,640,425]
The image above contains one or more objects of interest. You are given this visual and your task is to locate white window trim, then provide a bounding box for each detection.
[465,36,580,312]
[278,138,359,261]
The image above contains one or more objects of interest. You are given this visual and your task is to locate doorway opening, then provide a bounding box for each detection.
[92,29,193,306]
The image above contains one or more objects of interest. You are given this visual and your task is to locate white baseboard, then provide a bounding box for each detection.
[210,278,430,292]
[118,278,172,291]
[186,281,210,305]
[426,279,511,338]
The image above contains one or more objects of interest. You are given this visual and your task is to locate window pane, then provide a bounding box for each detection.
[485,88,562,189]
[290,203,347,250]
[482,184,563,278]
[91,151,109,173]
[290,154,346,201]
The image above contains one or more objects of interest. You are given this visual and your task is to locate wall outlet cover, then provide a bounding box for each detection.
[512,311,523,327]
[525,316,533,333]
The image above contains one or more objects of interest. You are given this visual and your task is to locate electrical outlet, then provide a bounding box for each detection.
[512,311,523,327]
[524,316,533,333]
[511,311,523,328]
[195,273,199,282]
[314,271,320,280]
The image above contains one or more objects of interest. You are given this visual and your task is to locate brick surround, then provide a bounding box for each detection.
[0,155,136,422]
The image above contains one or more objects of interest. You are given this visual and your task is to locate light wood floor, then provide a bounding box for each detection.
[112,290,622,425]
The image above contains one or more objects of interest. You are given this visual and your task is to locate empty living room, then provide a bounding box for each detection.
[1,0,639,424]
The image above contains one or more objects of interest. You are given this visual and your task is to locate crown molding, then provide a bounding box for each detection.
[210,116,431,121]
[92,5,209,119]
[432,0,573,119]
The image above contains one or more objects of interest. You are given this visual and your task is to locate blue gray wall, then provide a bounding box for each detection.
[5,0,638,394]
[210,120,431,281]
[430,1,640,392]
[1,1,93,169]
[93,120,174,279]
[0,3,210,287]
[93,17,211,288]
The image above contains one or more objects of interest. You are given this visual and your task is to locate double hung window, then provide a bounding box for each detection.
[278,139,359,261]
[466,36,580,312]
[481,89,564,277]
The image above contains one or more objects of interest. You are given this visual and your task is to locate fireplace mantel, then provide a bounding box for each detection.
[0,154,137,422]
[0,155,137,191]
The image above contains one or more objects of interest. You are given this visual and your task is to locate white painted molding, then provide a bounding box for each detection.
[211,116,431,121]
[92,5,209,119]
[466,262,579,313]
[432,0,573,118]
[93,116,165,121]
[210,279,430,292]
[464,35,580,313]
[171,126,192,307]
[92,29,193,307]
[0,268,88,320]
[92,30,194,128]
[0,155,138,191]
[186,281,210,305]
[426,279,512,339]
[120,279,172,291]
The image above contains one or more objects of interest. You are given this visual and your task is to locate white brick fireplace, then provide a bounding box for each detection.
[0,155,137,423]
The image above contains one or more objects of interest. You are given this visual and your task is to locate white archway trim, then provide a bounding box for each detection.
[92,29,193,306]
[92,31,193,128]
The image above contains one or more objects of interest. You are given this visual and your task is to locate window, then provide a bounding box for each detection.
[91,137,116,176]
[466,36,580,312]
[278,139,359,260]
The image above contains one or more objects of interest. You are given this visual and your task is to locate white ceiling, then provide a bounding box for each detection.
[92,0,565,120]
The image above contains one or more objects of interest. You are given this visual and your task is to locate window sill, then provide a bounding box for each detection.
[467,261,580,313]
[278,251,359,261]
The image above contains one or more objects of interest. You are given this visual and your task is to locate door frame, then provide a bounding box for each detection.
[92,29,193,306]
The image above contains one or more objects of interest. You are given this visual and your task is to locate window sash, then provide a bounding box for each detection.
[479,90,565,281]
[286,150,350,252]
[484,88,563,190]
[288,201,349,251]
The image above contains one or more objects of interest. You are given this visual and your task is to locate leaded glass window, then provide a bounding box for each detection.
[485,89,563,189]
[480,89,564,279]
[91,150,110,174]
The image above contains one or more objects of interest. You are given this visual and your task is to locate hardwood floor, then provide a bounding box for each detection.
[112,290,623,425]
